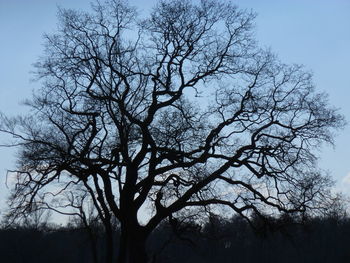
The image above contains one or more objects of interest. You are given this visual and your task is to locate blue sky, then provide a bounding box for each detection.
[0,0,349,215]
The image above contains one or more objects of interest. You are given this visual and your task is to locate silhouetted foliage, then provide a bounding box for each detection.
[0,0,345,262]
[1,214,350,263]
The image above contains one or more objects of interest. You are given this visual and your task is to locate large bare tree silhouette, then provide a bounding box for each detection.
[0,0,344,262]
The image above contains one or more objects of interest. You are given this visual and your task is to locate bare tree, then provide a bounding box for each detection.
[49,188,101,263]
[0,0,345,262]
[2,185,53,230]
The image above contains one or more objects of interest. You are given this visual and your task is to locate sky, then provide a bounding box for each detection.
[0,0,349,217]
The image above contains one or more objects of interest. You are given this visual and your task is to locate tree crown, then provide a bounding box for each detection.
[0,0,345,230]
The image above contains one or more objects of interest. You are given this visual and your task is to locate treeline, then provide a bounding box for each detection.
[1,215,350,263]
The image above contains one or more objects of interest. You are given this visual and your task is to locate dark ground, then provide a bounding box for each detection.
[1,215,349,263]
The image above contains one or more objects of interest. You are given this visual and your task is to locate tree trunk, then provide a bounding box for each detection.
[117,225,149,263]
[87,228,98,263]
[105,223,114,263]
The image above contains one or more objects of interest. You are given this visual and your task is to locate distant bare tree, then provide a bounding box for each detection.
[3,194,52,230]
[44,188,101,263]
[0,0,345,262]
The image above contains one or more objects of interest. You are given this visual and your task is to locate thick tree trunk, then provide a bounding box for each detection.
[117,226,149,263]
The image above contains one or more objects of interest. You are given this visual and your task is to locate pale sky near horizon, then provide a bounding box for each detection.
[0,0,349,218]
